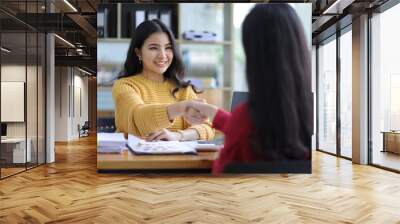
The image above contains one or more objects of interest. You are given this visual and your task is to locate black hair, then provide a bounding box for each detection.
[242,4,312,160]
[119,19,201,97]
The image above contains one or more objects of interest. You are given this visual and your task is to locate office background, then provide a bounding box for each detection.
[2,1,398,177]
[1,1,400,222]
[0,0,97,179]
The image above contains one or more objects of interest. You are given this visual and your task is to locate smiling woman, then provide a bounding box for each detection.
[134,32,174,81]
[112,20,215,141]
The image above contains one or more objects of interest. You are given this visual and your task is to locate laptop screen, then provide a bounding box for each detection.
[231,91,248,111]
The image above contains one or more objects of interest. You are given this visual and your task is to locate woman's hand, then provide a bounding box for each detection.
[146,128,182,141]
[184,100,219,125]
[166,101,189,121]
[183,107,207,125]
[166,99,219,125]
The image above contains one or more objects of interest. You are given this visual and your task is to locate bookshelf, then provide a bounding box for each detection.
[97,3,234,111]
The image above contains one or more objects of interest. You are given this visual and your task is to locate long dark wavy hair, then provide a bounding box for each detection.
[242,4,312,160]
[119,19,200,97]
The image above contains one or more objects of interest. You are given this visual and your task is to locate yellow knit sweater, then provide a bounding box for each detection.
[112,74,215,140]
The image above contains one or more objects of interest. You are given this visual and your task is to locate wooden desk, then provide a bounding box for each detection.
[97,149,218,171]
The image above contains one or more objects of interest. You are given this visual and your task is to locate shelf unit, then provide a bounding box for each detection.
[97,3,234,110]
[98,38,232,45]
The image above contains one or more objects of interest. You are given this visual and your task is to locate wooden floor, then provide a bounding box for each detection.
[372,150,400,171]
[1,167,26,178]
[1,135,400,223]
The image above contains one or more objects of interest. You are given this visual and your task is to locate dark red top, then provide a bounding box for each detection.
[212,102,258,174]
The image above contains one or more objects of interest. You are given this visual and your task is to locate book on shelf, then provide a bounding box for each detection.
[182,30,218,42]
[97,11,105,38]
[97,7,109,38]
[147,10,158,21]
[127,10,146,37]
[103,8,108,38]
[135,10,146,28]
[159,10,171,29]
[124,6,175,38]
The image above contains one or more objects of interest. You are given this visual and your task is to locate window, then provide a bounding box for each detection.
[340,28,352,158]
[370,2,400,171]
[0,1,46,179]
[318,37,337,154]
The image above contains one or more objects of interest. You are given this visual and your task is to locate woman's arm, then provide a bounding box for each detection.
[145,128,198,141]
[166,101,187,121]
[211,109,231,133]
[113,80,187,137]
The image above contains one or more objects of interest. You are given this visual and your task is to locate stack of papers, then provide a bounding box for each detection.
[127,135,197,155]
[97,133,127,153]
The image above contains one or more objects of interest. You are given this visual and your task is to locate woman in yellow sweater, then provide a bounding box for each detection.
[112,19,214,141]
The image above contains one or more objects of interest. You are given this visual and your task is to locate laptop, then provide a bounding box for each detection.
[1,123,7,140]
[231,91,248,111]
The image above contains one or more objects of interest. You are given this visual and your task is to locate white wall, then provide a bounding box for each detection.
[54,67,89,141]
[72,72,89,138]
[55,67,69,141]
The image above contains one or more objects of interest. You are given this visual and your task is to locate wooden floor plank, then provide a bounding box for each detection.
[0,135,399,223]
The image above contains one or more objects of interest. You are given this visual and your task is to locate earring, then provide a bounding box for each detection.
[138,56,142,64]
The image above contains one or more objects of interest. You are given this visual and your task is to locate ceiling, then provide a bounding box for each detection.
[0,0,394,72]
[311,0,391,43]
[0,0,100,73]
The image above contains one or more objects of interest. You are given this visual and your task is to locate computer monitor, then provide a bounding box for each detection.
[231,91,248,111]
[1,123,7,137]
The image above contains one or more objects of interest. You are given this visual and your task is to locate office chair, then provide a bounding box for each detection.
[78,121,90,138]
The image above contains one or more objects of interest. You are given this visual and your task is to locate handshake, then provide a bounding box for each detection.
[180,99,219,125]
[147,100,219,142]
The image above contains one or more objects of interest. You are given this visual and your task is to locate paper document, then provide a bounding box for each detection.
[98,145,124,154]
[97,132,127,153]
[127,135,197,155]
[126,135,221,155]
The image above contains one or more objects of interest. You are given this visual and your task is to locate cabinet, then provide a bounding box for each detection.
[97,3,234,112]
[382,131,400,154]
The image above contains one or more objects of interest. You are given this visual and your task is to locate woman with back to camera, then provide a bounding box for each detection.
[112,19,215,141]
[184,4,313,174]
